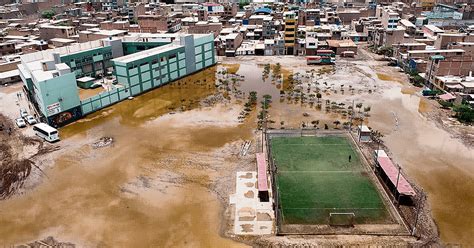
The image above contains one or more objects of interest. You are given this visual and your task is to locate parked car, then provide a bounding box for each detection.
[89,82,102,89]
[15,118,26,128]
[25,115,37,125]
[20,108,28,119]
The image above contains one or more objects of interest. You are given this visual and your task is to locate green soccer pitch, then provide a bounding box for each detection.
[270,135,390,225]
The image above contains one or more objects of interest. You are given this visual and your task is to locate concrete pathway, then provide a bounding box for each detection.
[230,171,274,235]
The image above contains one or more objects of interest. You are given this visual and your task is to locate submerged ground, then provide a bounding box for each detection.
[0,47,472,246]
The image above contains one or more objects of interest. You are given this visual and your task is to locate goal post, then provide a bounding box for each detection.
[329,213,355,226]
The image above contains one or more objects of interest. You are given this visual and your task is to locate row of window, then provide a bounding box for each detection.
[128,53,178,70]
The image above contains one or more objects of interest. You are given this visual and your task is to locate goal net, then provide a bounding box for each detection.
[329,213,355,226]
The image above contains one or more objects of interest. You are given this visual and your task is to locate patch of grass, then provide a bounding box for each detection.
[222,64,240,74]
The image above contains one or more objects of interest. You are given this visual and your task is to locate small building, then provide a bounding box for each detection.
[358,125,371,142]
[327,39,358,55]
[256,153,269,202]
[341,51,355,58]
[76,76,96,89]
[50,38,77,48]
[39,25,76,41]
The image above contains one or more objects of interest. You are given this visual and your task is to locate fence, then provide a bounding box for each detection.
[80,86,131,115]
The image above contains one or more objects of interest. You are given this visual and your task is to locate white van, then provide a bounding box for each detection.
[33,123,59,142]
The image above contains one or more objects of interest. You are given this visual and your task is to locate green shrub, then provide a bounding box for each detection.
[453,104,474,123]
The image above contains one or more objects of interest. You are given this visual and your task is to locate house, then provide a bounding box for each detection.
[358,125,371,142]
[327,39,358,55]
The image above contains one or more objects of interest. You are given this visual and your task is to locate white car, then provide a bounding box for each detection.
[25,115,37,125]
[20,108,28,119]
[15,118,26,128]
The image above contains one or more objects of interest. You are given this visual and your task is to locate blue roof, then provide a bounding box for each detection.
[255,7,272,14]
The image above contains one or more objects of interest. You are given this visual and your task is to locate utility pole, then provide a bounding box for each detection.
[261,96,268,153]
[349,99,355,131]
[395,164,401,207]
[412,193,425,236]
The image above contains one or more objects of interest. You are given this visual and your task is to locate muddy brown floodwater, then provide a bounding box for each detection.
[0,66,249,247]
[0,54,472,246]
[369,91,474,245]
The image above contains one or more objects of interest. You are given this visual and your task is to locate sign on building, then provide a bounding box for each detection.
[47,102,61,116]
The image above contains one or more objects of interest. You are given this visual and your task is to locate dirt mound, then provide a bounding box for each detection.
[0,114,46,199]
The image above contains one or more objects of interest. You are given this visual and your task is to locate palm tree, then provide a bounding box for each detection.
[356,103,363,113]
[316,93,322,103]
[364,106,371,113]
[333,120,341,128]
[371,129,384,166]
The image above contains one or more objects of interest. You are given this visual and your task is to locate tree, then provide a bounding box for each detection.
[263,94,272,101]
[274,63,281,75]
[377,46,394,57]
[262,94,272,109]
[371,130,384,155]
[249,91,257,105]
[356,103,363,113]
[333,120,341,128]
[410,73,425,87]
[316,92,322,103]
[41,10,55,19]
[453,104,474,123]
[364,106,371,113]
[239,0,250,9]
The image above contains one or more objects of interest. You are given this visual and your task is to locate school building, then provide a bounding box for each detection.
[18,33,216,127]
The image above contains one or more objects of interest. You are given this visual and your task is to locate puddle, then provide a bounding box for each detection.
[244,191,254,198]
[257,212,272,221]
[240,224,253,233]
[418,98,431,113]
[401,87,417,95]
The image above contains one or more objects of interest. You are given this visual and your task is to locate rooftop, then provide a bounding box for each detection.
[112,43,183,64]
[408,49,464,54]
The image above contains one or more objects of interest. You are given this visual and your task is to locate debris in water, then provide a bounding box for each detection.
[24,236,75,248]
[92,137,114,149]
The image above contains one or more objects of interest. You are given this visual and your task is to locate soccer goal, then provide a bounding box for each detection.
[329,213,355,226]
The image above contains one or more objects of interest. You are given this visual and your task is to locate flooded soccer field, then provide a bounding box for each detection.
[0,52,473,246]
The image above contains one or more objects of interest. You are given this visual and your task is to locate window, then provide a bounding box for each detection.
[33,126,49,136]
[169,54,176,59]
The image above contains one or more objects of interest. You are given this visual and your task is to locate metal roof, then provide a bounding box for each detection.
[377,157,416,196]
[255,7,272,15]
[256,153,268,191]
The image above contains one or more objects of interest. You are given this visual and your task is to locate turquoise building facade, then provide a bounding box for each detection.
[18,34,216,127]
